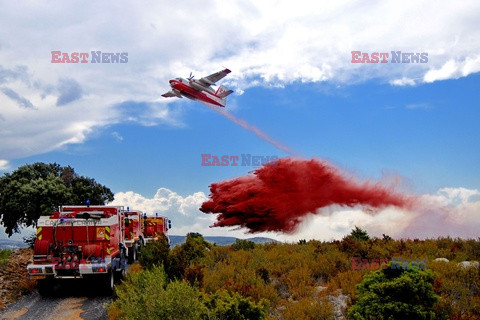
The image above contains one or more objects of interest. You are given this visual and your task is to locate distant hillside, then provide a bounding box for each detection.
[0,235,278,249]
[169,235,278,247]
[0,239,28,250]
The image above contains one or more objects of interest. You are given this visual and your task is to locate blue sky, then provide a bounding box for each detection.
[1,1,480,241]
[12,75,480,197]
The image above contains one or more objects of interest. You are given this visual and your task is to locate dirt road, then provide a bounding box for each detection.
[0,284,111,320]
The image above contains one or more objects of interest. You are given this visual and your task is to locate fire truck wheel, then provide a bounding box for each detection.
[115,268,126,283]
[128,246,137,263]
[38,278,54,296]
[103,270,115,295]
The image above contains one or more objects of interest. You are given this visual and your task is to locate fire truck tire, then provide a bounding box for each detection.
[38,278,54,296]
[103,270,115,295]
[115,268,126,283]
[34,240,50,255]
[128,246,137,263]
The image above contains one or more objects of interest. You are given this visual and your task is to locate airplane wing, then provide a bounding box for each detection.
[198,68,231,87]
[161,91,182,98]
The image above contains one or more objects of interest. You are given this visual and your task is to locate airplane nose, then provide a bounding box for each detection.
[169,80,175,85]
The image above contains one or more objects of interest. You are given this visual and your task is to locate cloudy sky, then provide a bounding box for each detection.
[1,0,479,241]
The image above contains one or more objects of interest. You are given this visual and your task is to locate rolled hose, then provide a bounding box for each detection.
[34,239,50,255]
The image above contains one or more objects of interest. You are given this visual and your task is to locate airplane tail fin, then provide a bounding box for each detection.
[215,85,233,98]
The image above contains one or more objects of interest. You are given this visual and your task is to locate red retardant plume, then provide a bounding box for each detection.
[200,158,413,233]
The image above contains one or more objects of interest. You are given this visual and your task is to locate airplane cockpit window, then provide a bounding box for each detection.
[175,78,182,82]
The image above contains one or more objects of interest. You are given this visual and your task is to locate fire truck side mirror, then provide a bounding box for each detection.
[168,220,172,230]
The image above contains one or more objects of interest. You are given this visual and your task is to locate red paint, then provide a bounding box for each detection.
[200,158,413,233]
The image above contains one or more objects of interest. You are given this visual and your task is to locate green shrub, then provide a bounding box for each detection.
[232,239,256,251]
[155,281,206,320]
[348,262,439,320]
[0,249,12,268]
[108,266,205,320]
[201,289,268,320]
[139,233,170,270]
[167,232,211,280]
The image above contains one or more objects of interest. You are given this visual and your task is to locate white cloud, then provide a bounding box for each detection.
[389,77,416,86]
[112,131,123,142]
[424,55,480,83]
[0,160,9,171]
[288,187,480,241]
[1,0,479,162]
[423,60,459,83]
[111,186,480,241]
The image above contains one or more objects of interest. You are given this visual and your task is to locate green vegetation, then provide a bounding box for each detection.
[348,263,438,319]
[232,239,256,251]
[0,162,114,236]
[349,226,370,242]
[109,230,480,320]
[138,233,170,270]
[108,266,267,320]
[0,249,12,268]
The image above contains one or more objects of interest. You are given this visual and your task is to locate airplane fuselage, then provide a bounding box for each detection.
[168,79,225,107]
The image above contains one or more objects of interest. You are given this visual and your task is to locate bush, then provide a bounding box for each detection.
[108,266,205,320]
[329,269,369,299]
[167,233,211,280]
[156,281,206,320]
[0,249,12,268]
[281,297,334,320]
[430,260,480,319]
[348,262,439,320]
[232,239,256,251]
[139,233,170,270]
[201,289,268,320]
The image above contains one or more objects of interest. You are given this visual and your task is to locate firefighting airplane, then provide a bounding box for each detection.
[162,68,233,107]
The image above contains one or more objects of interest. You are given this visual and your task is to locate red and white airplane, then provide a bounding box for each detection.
[162,68,233,107]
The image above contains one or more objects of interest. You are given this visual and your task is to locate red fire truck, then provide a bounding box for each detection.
[141,213,171,244]
[26,205,128,295]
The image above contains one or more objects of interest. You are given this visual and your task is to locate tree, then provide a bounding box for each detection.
[0,162,114,236]
[232,239,255,251]
[348,262,439,320]
[350,226,370,242]
[69,176,114,205]
[168,233,211,280]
